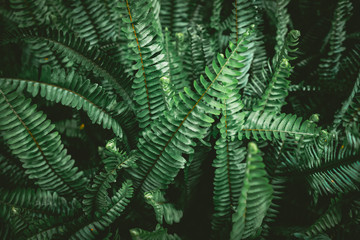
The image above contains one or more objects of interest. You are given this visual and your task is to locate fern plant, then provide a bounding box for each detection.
[0,0,359,239]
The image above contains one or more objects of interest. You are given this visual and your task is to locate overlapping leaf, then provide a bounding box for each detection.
[69,180,133,240]
[130,224,181,240]
[1,27,133,106]
[0,68,130,141]
[144,190,183,225]
[65,0,118,46]
[239,111,321,142]
[318,0,353,83]
[0,187,80,221]
[230,142,273,240]
[118,0,169,128]
[130,27,255,194]
[303,197,342,237]
[0,89,88,197]
[212,70,248,235]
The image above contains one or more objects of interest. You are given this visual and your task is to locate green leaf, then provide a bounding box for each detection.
[69,180,133,240]
[1,27,134,107]
[239,111,321,142]
[0,187,80,222]
[66,0,118,46]
[130,224,181,240]
[318,0,353,83]
[303,197,342,237]
[0,68,131,142]
[230,142,273,240]
[0,89,88,197]
[212,77,247,236]
[130,27,255,194]
[118,0,169,129]
[144,190,183,225]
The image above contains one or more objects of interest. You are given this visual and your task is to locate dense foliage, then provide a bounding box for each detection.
[0,0,359,239]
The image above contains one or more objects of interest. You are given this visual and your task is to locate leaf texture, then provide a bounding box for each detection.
[239,111,321,142]
[144,189,183,225]
[0,89,88,197]
[1,27,134,106]
[130,28,255,194]
[212,71,248,235]
[118,0,169,128]
[230,142,273,240]
[69,180,133,240]
[130,224,181,240]
[0,68,128,141]
[0,187,80,221]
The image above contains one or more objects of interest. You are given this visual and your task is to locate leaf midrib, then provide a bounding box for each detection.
[125,0,152,120]
[0,89,78,197]
[138,35,248,192]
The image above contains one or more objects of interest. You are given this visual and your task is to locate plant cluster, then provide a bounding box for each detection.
[0,0,359,239]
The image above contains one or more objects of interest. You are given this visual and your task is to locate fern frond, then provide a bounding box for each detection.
[212,139,246,235]
[228,0,258,90]
[184,25,206,84]
[333,71,360,130]
[293,136,360,195]
[265,0,291,56]
[0,187,80,221]
[261,176,287,237]
[164,29,189,92]
[101,140,138,172]
[130,27,255,194]
[1,27,134,106]
[248,1,267,80]
[318,0,353,83]
[273,29,301,66]
[69,180,133,240]
[212,82,247,235]
[82,170,116,217]
[300,130,329,170]
[230,142,273,240]
[83,141,138,217]
[0,68,128,141]
[0,89,88,197]
[187,1,204,26]
[144,190,183,225]
[230,0,257,44]
[160,76,175,111]
[8,0,50,27]
[160,0,189,34]
[210,0,223,31]
[246,31,297,109]
[66,0,118,46]
[184,24,216,88]
[184,144,210,202]
[239,111,321,142]
[118,0,169,129]
[6,214,29,237]
[252,58,292,112]
[83,148,137,217]
[130,224,181,240]
[252,30,300,112]
[306,157,360,195]
[25,217,68,240]
[303,197,342,237]
[0,154,30,187]
[339,44,360,80]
